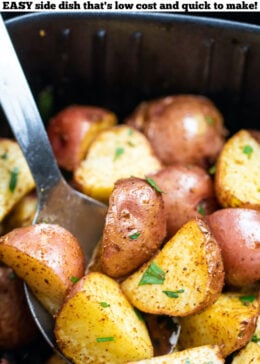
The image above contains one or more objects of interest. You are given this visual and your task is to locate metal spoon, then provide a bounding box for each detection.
[0,15,107,361]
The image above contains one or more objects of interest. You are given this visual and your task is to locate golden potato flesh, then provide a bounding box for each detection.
[0,223,85,315]
[231,342,260,364]
[178,293,259,357]
[0,139,35,221]
[74,125,162,203]
[101,177,166,278]
[126,95,226,168]
[55,272,153,364]
[215,129,260,209]
[121,218,224,317]
[127,345,224,363]
[47,105,117,171]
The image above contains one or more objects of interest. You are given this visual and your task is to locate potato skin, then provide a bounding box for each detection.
[48,105,117,171]
[101,177,166,278]
[207,208,260,287]
[126,95,226,168]
[150,164,218,238]
[0,265,38,349]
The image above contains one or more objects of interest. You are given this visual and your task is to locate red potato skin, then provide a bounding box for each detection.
[47,105,117,171]
[150,164,218,238]
[101,177,167,278]
[126,95,227,168]
[207,208,260,287]
[0,265,38,349]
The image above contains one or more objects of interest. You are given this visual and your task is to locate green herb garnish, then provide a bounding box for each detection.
[127,141,135,147]
[208,165,216,175]
[239,295,256,305]
[1,152,7,159]
[96,337,114,343]
[145,177,164,193]
[133,307,144,321]
[251,334,260,343]
[243,145,254,158]
[129,231,140,240]
[70,276,80,284]
[114,147,124,161]
[185,359,191,364]
[9,167,19,192]
[8,270,17,279]
[197,203,205,216]
[162,289,185,298]
[138,261,166,286]
[205,115,214,125]
[99,302,110,308]
[128,128,134,136]
[37,86,54,122]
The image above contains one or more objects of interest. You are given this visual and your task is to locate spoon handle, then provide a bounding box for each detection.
[0,15,62,196]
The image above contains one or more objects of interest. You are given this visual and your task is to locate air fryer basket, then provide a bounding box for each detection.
[1,11,260,363]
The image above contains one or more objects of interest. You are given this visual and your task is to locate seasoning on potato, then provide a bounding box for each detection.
[125,94,227,168]
[55,272,154,364]
[121,218,224,317]
[100,177,167,278]
[47,105,117,171]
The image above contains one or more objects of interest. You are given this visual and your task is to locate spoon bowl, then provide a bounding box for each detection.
[0,15,107,362]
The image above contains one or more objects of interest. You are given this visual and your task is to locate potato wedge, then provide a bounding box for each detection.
[215,129,260,209]
[178,292,259,357]
[101,177,166,278]
[121,218,224,316]
[0,223,85,315]
[55,272,153,364]
[0,139,35,221]
[127,345,224,363]
[74,125,162,202]
[231,342,260,363]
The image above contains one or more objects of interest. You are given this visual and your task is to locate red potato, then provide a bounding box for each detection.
[47,105,117,171]
[126,95,227,168]
[207,208,260,287]
[150,164,218,238]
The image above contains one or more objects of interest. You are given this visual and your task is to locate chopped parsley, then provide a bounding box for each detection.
[8,270,17,279]
[127,140,135,147]
[9,167,19,192]
[197,203,205,216]
[133,307,144,321]
[145,176,164,193]
[243,145,253,158]
[128,128,134,136]
[37,86,54,121]
[138,261,166,286]
[99,302,110,308]
[114,147,124,161]
[205,115,214,125]
[251,334,260,343]
[70,276,80,284]
[239,295,256,305]
[163,289,185,298]
[96,336,114,343]
[1,152,8,159]
[208,165,216,175]
[129,231,140,240]
[185,359,191,364]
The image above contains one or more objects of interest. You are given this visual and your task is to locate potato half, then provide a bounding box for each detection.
[178,292,259,357]
[0,223,85,315]
[0,139,35,221]
[55,272,153,364]
[215,129,260,209]
[231,342,260,364]
[121,218,224,317]
[74,125,162,202]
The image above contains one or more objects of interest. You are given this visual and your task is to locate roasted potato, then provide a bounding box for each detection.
[126,95,226,168]
[121,218,224,317]
[150,164,218,238]
[127,345,224,363]
[178,292,259,357]
[100,177,166,278]
[207,208,260,287]
[231,341,260,363]
[45,354,67,364]
[74,125,162,202]
[0,265,38,349]
[55,272,153,364]
[0,223,85,315]
[0,139,35,222]
[215,129,260,209]
[47,105,117,171]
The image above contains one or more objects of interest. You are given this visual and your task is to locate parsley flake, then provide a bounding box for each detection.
[129,231,140,240]
[145,177,164,193]
[133,307,144,321]
[8,270,17,279]
[243,145,253,158]
[185,359,191,364]
[96,337,114,343]
[9,167,19,193]
[208,165,216,175]
[138,261,166,286]
[99,302,110,308]
[205,115,214,125]
[163,289,185,298]
[70,276,80,284]
[251,334,260,343]
[128,128,134,136]
[114,147,124,161]
[1,152,7,159]
[239,295,256,305]
[197,203,205,216]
